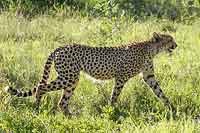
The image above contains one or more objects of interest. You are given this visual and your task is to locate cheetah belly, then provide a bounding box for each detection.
[85,71,114,80]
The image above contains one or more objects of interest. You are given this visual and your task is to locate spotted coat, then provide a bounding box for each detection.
[6,32,177,115]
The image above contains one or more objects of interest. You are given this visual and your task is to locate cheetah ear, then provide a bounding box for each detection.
[152,32,160,42]
[153,32,160,39]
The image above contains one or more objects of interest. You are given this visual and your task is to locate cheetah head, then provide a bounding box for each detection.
[152,32,177,53]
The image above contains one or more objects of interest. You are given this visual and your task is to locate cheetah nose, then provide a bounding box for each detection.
[172,43,177,49]
[174,43,177,48]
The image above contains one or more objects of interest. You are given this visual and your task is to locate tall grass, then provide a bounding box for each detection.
[0,12,200,132]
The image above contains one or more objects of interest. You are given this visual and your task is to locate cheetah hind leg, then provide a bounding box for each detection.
[58,85,79,116]
[34,77,67,112]
[58,76,80,116]
[58,89,74,116]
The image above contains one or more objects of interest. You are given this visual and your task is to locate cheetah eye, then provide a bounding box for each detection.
[167,38,173,42]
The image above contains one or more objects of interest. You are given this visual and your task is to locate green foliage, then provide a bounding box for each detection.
[0,0,200,21]
[0,12,200,132]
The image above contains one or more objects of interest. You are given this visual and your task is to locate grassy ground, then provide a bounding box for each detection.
[0,12,200,132]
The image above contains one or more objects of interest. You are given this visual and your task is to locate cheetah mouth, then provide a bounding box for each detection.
[167,45,176,53]
[167,48,173,53]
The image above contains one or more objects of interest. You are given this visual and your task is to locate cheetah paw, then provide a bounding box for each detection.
[4,86,10,92]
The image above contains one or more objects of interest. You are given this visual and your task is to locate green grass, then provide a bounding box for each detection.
[0,12,200,132]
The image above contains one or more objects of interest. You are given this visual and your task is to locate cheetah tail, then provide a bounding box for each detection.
[4,86,36,97]
[5,51,55,97]
[39,51,55,85]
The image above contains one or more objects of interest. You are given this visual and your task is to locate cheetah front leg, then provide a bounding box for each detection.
[110,77,128,105]
[142,72,176,115]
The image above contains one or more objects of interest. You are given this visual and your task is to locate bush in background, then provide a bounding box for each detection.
[0,0,199,22]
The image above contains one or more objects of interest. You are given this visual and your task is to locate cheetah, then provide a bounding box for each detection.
[5,32,177,115]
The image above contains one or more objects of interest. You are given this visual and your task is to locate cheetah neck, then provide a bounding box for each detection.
[149,42,166,56]
[127,39,166,57]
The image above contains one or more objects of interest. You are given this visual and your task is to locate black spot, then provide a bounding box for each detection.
[65,66,69,69]
[65,71,69,74]
[64,77,69,80]
[66,90,71,93]
[28,91,32,96]
[58,77,63,80]
[33,87,37,92]
[59,85,63,88]
[52,85,56,89]
[146,74,155,79]
[40,79,46,84]
[64,97,69,101]
[44,70,48,75]
[71,80,76,85]
[62,59,66,62]
[63,81,67,85]
[113,92,117,96]
[157,91,162,97]
[43,75,47,79]
[153,82,159,89]
[67,84,72,88]
[23,93,27,97]
[46,61,51,65]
